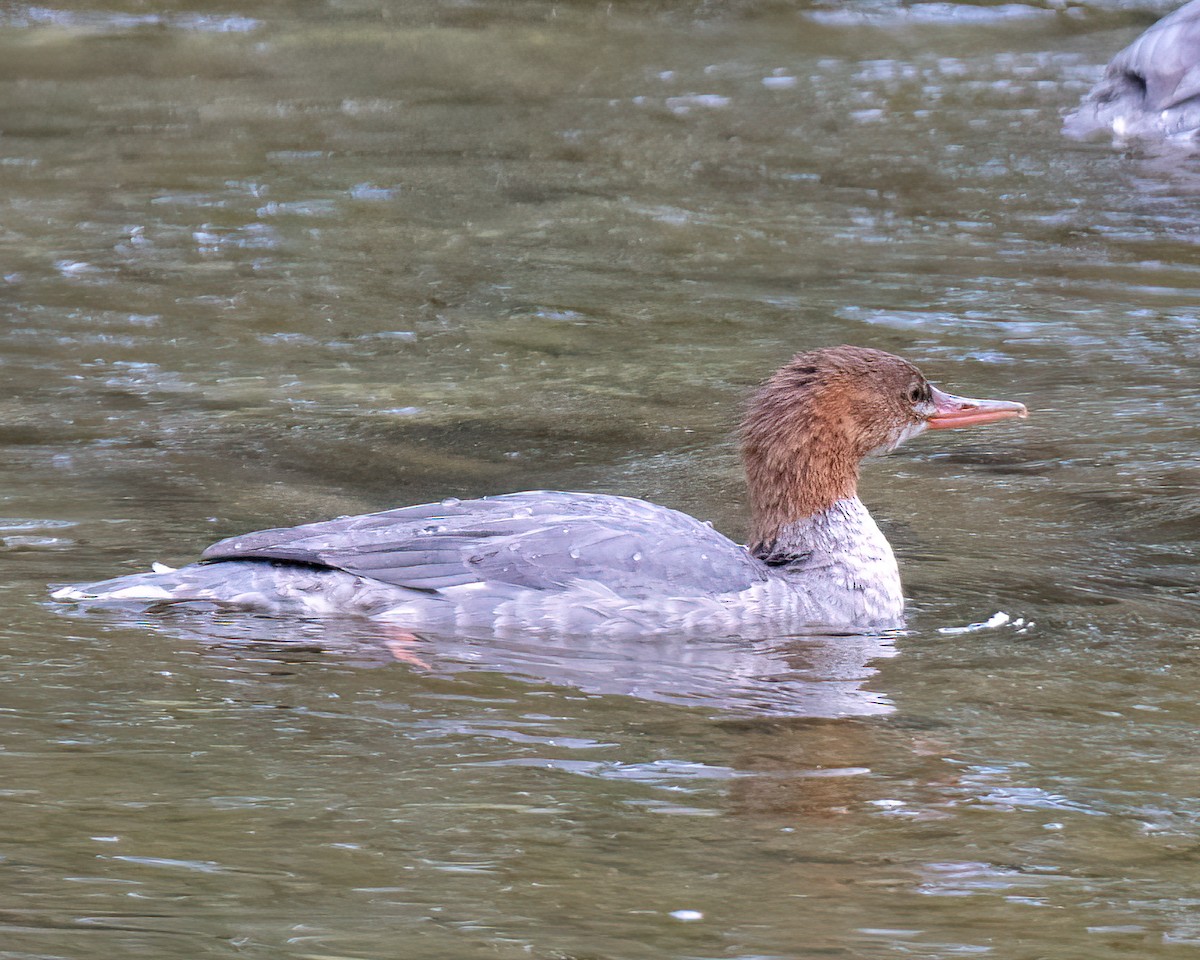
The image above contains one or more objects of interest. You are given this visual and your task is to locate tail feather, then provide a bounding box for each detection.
[52,570,181,602]
[51,559,416,618]
[53,560,320,607]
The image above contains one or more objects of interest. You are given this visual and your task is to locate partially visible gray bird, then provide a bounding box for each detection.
[1065,0,1200,142]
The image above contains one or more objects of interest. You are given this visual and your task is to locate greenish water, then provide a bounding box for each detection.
[5,1,1200,957]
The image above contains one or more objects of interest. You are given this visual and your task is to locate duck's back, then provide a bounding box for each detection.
[201,490,768,597]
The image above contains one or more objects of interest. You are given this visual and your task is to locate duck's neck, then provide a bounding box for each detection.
[742,431,860,557]
[740,418,904,621]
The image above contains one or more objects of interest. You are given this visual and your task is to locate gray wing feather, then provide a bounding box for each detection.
[201,491,767,597]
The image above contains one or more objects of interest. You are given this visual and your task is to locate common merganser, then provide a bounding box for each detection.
[52,346,1027,637]
[1064,0,1200,142]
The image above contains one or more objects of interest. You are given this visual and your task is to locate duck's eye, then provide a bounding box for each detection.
[908,384,925,404]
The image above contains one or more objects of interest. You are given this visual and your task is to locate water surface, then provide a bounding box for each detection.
[5,1,1200,957]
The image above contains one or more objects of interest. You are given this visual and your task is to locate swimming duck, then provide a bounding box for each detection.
[52,346,1027,637]
[1064,0,1200,142]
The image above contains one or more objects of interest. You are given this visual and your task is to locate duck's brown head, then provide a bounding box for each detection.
[740,345,1027,553]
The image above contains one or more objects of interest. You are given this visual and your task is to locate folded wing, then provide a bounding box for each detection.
[201,491,767,598]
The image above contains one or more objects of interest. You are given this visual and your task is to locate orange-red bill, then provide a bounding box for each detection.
[926,385,1028,430]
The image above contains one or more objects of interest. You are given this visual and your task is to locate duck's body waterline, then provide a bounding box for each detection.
[52,346,1027,636]
[58,492,903,638]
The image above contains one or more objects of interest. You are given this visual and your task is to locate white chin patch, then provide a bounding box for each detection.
[870,420,928,456]
[895,420,929,446]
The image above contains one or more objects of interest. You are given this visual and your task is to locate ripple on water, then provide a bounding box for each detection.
[0,518,78,552]
[1,7,260,33]
[806,3,1059,28]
